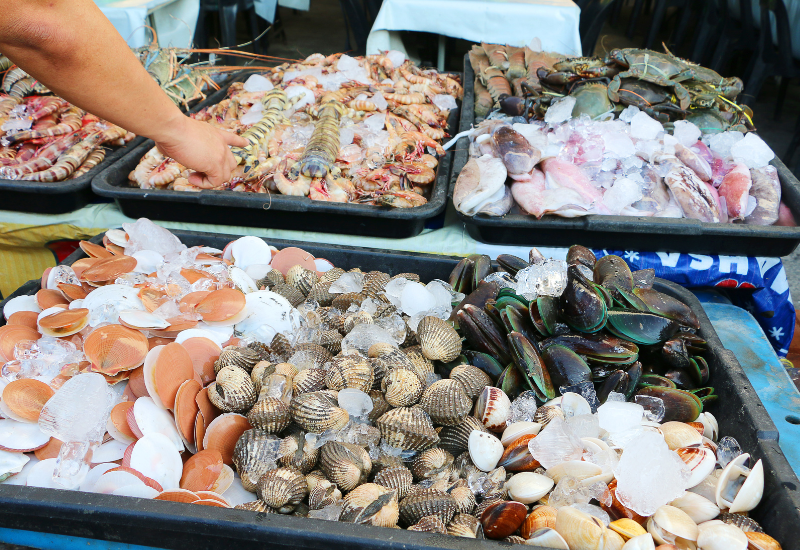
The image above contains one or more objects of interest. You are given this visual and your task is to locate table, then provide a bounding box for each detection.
[366,0,582,70]
[253,0,311,23]
[96,0,200,49]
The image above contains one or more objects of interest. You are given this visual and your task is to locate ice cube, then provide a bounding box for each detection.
[603,132,636,159]
[548,476,590,508]
[515,259,568,300]
[597,401,643,433]
[634,395,665,422]
[243,74,274,92]
[614,430,690,515]
[603,177,644,215]
[340,323,398,355]
[329,272,364,294]
[619,105,640,123]
[1,117,32,136]
[339,126,355,147]
[338,389,374,418]
[373,313,407,344]
[399,281,437,317]
[707,131,745,159]
[716,436,742,468]
[672,120,701,147]
[566,414,600,439]
[433,94,458,111]
[152,299,181,320]
[630,112,663,140]
[307,503,343,521]
[730,133,775,169]
[425,280,455,309]
[240,103,264,126]
[362,113,386,133]
[337,54,361,72]
[383,277,408,309]
[507,390,538,424]
[122,218,186,258]
[482,271,516,290]
[545,97,577,125]
[605,391,627,403]
[385,50,405,68]
[528,416,584,468]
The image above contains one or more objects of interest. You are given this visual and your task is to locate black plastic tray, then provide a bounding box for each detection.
[0,77,235,215]
[451,54,800,256]
[91,93,459,239]
[0,228,798,550]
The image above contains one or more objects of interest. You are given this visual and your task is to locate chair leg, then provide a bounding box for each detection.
[219,3,239,49]
[672,1,693,50]
[709,35,731,73]
[785,115,800,166]
[627,0,646,39]
[741,60,769,107]
[644,0,667,49]
[774,76,790,120]
[245,6,262,54]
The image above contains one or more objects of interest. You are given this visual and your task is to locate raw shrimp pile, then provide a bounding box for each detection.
[129,52,462,208]
[452,106,785,224]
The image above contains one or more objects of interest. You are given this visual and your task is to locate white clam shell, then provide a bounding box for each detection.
[581,437,610,454]
[3,295,41,319]
[501,421,542,446]
[689,468,722,502]
[468,429,504,472]
[695,412,718,442]
[506,472,554,504]
[696,520,747,550]
[524,527,569,549]
[682,447,717,489]
[226,236,272,270]
[670,491,720,524]
[715,453,764,513]
[546,460,603,485]
[561,392,591,417]
[0,449,29,482]
[129,432,183,490]
[105,229,128,247]
[176,328,227,348]
[647,505,698,544]
[621,533,655,550]
[245,264,272,282]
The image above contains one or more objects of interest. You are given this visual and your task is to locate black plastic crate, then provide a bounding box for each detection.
[92,90,459,239]
[451,54,800,256]
[0,228,797,550]
[0,77,235,215]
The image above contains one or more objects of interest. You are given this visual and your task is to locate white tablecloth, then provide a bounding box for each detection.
[254,0,311,23]
[366,0,582,57]
[96,0,200,49]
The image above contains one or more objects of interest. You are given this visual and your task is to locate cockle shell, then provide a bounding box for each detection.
[256,269,284,290]
[376,407,439,451]
[271,283,305,307]
[325,355,374,392]
[402,346,435,381]
[474,386,511,432]
[293,343,333,367]
[450,484,476,514]
[449,365,492,399]
[256,467,308,513]
[520,505,558,539]
[340,483,399,527]
[399,488,457,526]
[232,429,281,492]
[533,405,564,426]
[718,512,763,533]
[290,391,349,433]
[293,368,327,395]
[410,448,454,481]
[208,366,257,413]
[447,513,483,538]
[362,271,390,298]
[308,479,342,510]
[331,292,364,312]
[373,465,414,500]
[319,441,372,492]
[215,346,261,374]
[278,428,319,474]
[419,379,472,426]
[416,316,461,362]
[407,515,448,533]
[304,469,328,492]
[368,390,391,422]
[715,453,764,513]
[235,500,276,513]
[286,265,318,296]
[307,281,335,307]
[247,397,292,433]
[438,416,489,456]
[381,368,423,407]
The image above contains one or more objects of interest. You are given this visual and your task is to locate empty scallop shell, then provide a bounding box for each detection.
[291,391,350,433]
[173,379,201,447]
[202,413,252,465]
[340,483,399,527]
[438,416,488,457]
[373,465,414,500]
[152,342,194,410]
[233,429,282,492]
[208,366,257,413]
[180,337,220,385]
[195,288,246,322]
[257,467,308,513]
[382,368,424,407]
[376,407,439,451]
[447,513,483,538]
[180,449,224,492]
[399,488,457,526]
[83,324,149,375]
[293,368,327,395]
[416,316,461,363]
[308,479,342,510]
[247,397,292,433]
[419,379,472,426]
[449,365,492,399]
[2,379,53,423]
[410,448,454,481]
[215,346,261,374]
[319,441,372,492]
[278,428,319,474]
[407,515,447,533]
[324,355,374,392]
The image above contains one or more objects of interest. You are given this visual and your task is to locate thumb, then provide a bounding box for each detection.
[221,130,248,148]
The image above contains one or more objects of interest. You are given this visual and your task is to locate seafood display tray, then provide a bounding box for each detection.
[451,55,800,256]
[0,78,235,215]
[0,228,798,550]
[91,110,457,239]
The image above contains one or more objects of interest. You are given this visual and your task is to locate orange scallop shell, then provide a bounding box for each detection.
[152,342,194,409]
[182,337,220,385]
[195,387,219,428]
[139,288,168,313]
[174,379,201,444]
[110,402,136,440]
[194,499,228,507]
[57,283,88,301]
[128,366,149,398]
[2,379,54,422]
[180,449,224,492]
[194,289,246,322]
[70,257,100,279]
[202,413,251,465]
[81,255,138,283]
[38,308,89,333]
[155,489,200,503]
[179,291,211,313]
[107,466,163,492]
[0,325,41,362]
[34,437,63,460]
[35,289,69,310]
[80,240,114,259]
[195,411,206,452]
[7,311,39,331]
[270,247,316,276]
[83,325,149,375]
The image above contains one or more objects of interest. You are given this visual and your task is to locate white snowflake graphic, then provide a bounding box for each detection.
[624,251,639,262]
[770,326,784,341]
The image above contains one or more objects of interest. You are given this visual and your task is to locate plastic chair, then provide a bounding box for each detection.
[741,0,800,114]
[579,0,617,56]
[193,0,267,54]
[709,0,759,74]
[687,0,724,64]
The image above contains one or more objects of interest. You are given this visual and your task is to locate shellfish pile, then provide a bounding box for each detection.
[128,52,461,208]
[0,219,783,550]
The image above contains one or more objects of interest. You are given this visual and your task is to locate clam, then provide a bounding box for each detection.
[438,416,488,456]
[520,505,558,538]
[670,492,719,524]
[247,397,292,433]
[474,386,512,432]
[501,421,543,446]
[232,429,281,492]
[419,379,472,426]
[291,391,349,433]
[696,520,747,550]
[447,513,483,538]
[526,528,570,549]
[407,515,448,533]
[325,355,374,392]
[533,404,564,426]
[449,365,492,399]
[715,454,764,513]
[215,346,261,373]
[208,366,257,413]
[278,428,319,474]
[546,461,603,485]
[340,483,399,527]
[399,488,457,526]
[376,407,439,451]
[373,465,414,500]
[417,316,461,363]
[555,506,626,550]
[694,412,719,442]
[319,441,372,492]
[608,518,647,541]
[745,532,782,550]
[498,434,540,472]
[676,446,716,488]
[308,479,342,510]
[646,505,698,545]
[660,422,703,450]
[689,468,723,502]
[468,430,504,472]
[381,368,423,407]
[450,484,476,514]
[256,467,308,513]
[620,534,655,549]
[505,472,554,504]
[480,500,527,539]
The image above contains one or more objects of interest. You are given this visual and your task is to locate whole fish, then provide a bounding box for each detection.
[658,155,720,222]
[745,165,781,225]
[541,158,607,211]
[453,154,507,216]
[718,162,752,221]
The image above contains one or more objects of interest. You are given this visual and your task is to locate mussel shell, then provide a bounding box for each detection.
[376,407,439,450]
[399,488,457,526]
[496,364,526,400]
[457,305,511,365]
[594,255,633,293]
[501,306,539,344]
[606,308,679,346]
[597,370,629,403]
[638,374,677,389]
[632,268,655,289]
[541,333,638,364]
[636,386,702,422]
[319,441,372,492]
[634,287,700,330]
[496,254,529,276]
[560,270,608,333]
[463,351,504,379]
[438,416,488,456]
[541,344,592,391]
[449,257,474,294]
[508,331,555,401]
[450,281,500,323]
[567,245,596,269]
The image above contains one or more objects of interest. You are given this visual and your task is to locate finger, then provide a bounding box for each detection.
[221,130,248,148]
[187,172,206,188]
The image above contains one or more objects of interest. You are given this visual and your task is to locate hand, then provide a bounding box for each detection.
[153,115,248,188]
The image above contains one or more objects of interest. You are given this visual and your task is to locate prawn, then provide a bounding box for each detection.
[69,148,106,179]
[0,133,81,178]
[2,106,83,146]
[19,130,104,182]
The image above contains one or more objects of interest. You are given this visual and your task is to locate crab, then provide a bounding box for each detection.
[610,78,686,122]
[536,57,619,92]
[606,49,694,110]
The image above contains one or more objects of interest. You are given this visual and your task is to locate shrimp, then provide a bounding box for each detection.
[69,147,106,179]
[274,158,311,196]
[385,92,425,105]
[2,105,83,146]
[401,131,445,155]
[148,158,184,188]
[133,147,164,189]
[348,99,378,112]
[30,97,68,121]
[0,133,81,178]
[20,131,104,182]
[398,162,435,185]
[309,175,354,202]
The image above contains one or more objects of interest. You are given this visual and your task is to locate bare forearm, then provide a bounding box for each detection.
[0,0,186,142]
